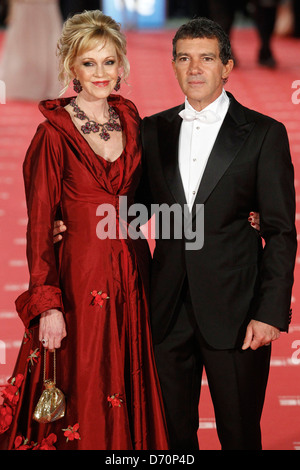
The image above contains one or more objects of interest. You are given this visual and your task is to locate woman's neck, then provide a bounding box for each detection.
[76,93,110,122]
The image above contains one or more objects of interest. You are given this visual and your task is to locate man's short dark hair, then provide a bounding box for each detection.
[172,17,233,65]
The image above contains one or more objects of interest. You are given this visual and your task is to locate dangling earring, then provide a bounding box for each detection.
[114,76,121,92]
[73,78,82,93]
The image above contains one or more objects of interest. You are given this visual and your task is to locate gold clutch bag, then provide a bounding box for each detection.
[33,348,66,423]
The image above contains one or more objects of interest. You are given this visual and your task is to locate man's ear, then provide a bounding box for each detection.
[222,59,234,82]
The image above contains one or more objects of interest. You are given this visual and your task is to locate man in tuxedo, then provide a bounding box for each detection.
[136,17,297,450]
[53,18,296,450]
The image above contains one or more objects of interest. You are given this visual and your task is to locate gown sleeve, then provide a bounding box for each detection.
[15,122,64,328]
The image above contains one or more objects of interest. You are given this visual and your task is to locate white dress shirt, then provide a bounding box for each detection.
[178,89,230,211]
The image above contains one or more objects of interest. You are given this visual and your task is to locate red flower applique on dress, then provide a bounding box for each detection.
[1,374,24,406]
[34,433,57,450]
[0,374,24,434]
[23,328,32,344]
[0,403,13,434]
[27,348,40,371]
[14,436,35,450]
[107,393,123,408]
[62,423,81,442]
[90,290,110,307]
[13,433,57,450]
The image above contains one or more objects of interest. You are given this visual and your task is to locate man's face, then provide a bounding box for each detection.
[172,37,234,111]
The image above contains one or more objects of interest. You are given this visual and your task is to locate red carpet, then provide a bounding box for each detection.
[0,27,299,450]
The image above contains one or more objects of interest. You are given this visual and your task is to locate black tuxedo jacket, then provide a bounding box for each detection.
[137,92,297,349]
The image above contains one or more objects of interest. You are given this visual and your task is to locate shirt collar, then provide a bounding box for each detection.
[185,89,229,117]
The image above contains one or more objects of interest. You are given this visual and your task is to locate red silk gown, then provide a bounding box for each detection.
[0,95,169,450]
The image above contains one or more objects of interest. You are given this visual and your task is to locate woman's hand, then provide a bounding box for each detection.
[39,309,67,350]
[53,220,66,244]
[249,211,260,231]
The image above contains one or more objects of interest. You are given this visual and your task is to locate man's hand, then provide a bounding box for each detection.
[242,319,280,350]
[53,220,66,244]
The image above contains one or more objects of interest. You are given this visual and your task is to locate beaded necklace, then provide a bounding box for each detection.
[70,97,122,141]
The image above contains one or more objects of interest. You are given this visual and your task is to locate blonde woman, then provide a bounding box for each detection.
[0,10,168,450]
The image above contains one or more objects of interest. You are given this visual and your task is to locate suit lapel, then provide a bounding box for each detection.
[191,94,255,219]
[158,104,187,208]
[157,95,255,221]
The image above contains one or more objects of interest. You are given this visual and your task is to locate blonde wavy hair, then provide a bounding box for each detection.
[57,10,130,94]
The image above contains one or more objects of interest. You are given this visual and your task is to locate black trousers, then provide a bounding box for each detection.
[154,282,271,450]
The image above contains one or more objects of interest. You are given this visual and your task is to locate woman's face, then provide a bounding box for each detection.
[72,39,121,101]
